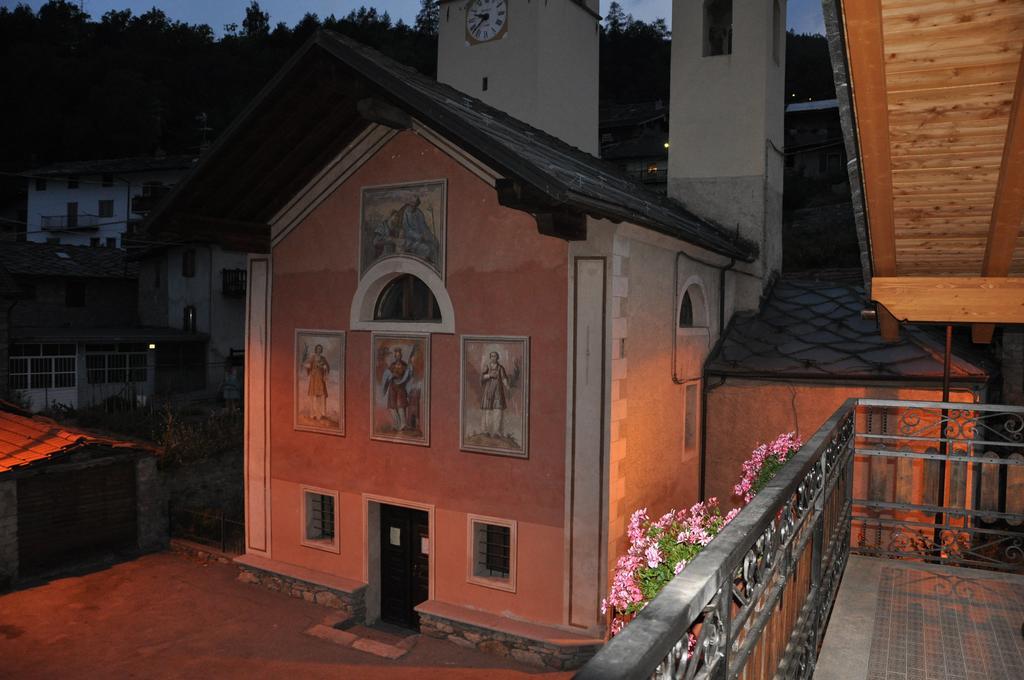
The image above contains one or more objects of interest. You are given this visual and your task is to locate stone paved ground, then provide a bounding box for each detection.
[0,551,571,679]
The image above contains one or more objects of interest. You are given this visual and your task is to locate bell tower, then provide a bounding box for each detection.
[436,0,600,155]
[668,0,786,305]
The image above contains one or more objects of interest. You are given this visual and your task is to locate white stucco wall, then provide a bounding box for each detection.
[25,169,187,247]
[668,0,786,309]
[139,244,248,396]
[437,0,599,154]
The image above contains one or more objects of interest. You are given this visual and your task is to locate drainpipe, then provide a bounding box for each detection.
[932,325,953,557]
[672,250,737,502]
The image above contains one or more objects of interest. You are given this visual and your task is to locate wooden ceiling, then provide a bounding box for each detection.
[838,0,1024,340]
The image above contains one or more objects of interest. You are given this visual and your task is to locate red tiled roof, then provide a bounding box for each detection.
[0,403,145,473]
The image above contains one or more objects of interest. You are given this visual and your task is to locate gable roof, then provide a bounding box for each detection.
[0,402,148,474]
[705,279,989,383]
[0,242,137,279]
[145,31,757,262]
[27,155,196,178]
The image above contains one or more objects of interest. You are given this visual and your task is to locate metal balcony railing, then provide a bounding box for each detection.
[578,400,857,680]
[131,189,169,214]
[851,399,1024,571]
[40,213,100,230]
[576,398,1024,679]
[222,268,247,297]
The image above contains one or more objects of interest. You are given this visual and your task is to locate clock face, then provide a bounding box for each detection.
[465,0,508,44]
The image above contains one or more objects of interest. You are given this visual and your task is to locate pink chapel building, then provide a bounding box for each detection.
[146,0,787,668]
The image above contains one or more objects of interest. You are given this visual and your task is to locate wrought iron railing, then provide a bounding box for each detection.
[222,268,247,297]
[852,399,1024,571]
[577,399,856,680]
[40,213,100,230]
[169,505,245,555]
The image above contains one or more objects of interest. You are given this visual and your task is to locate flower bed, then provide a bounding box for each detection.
[602,431,803,639]
[601,499,738,636]
[733,432,803,504]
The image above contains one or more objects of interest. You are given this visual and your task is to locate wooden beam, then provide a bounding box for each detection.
[872,277,1024,325]
[842,0,898,278]
[975,53,1024,344]
[877,306,901,343]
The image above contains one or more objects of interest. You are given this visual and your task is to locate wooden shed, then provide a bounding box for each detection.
[0,403,166,588]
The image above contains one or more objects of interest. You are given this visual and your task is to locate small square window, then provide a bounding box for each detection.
[467,515,516,592]
[301,487,340,552]
[98,199,114,218]
[106,237,117,248]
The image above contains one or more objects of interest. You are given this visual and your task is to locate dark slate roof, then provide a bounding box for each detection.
[319,33,754,260]
[0,262,20,297]
[0,242,137,279]
[706,279,989,382]
[146,31,757,262]
[27,155,196,178]
[599,101,669,129]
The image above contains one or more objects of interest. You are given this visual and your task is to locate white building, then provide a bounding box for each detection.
[24,156,195,248]
[135,243,248,399]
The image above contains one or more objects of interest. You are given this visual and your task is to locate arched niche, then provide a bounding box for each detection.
[350,258,455,334]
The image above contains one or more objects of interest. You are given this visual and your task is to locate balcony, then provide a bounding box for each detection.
[40,213,100,231]
[222,268,247,297]
[576,399,1024,680]
[131,190,169,215]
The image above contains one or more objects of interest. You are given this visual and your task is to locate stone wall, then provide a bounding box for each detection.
[236,562,366,623]
[418,611,600,671]
[0,480,16,591]
[136,456,168,552]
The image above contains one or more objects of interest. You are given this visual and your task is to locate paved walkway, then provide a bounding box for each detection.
[816,555,1024,680]
[0,551,570,679]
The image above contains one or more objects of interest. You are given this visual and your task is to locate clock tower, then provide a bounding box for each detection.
[436,0,600,155]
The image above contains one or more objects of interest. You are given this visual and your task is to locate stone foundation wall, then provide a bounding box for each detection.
[0,480,16,591]
[237,563,366,623]
[418,611,600,671]
[136,456,168,552]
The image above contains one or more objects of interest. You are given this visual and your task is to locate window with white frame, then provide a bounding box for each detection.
[467,515,516,592]
[301,487,339,552]
[85,343,148,385]
[9,343,77,390]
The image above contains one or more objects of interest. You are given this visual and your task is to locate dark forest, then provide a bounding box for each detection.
[0,0,835,169]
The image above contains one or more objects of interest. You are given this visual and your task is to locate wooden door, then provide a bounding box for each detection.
[379,504,429,629]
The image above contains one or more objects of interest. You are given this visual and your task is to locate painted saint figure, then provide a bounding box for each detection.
[305,344,330,420]
[398,196,439,262]
[480,351,511,437]
[382,347,413,432]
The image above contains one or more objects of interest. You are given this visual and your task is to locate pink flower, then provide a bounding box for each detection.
[645,544,662,568]
[674,560,686,575]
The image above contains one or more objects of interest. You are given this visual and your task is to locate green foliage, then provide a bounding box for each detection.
[157,408,243,468]
[751,454,787,498]
[414,0,439,35]
[60,401,242,469]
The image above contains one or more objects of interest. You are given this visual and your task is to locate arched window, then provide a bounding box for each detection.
[679,290,695,327]
[678,281,709,329]
[373,274,441,322]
